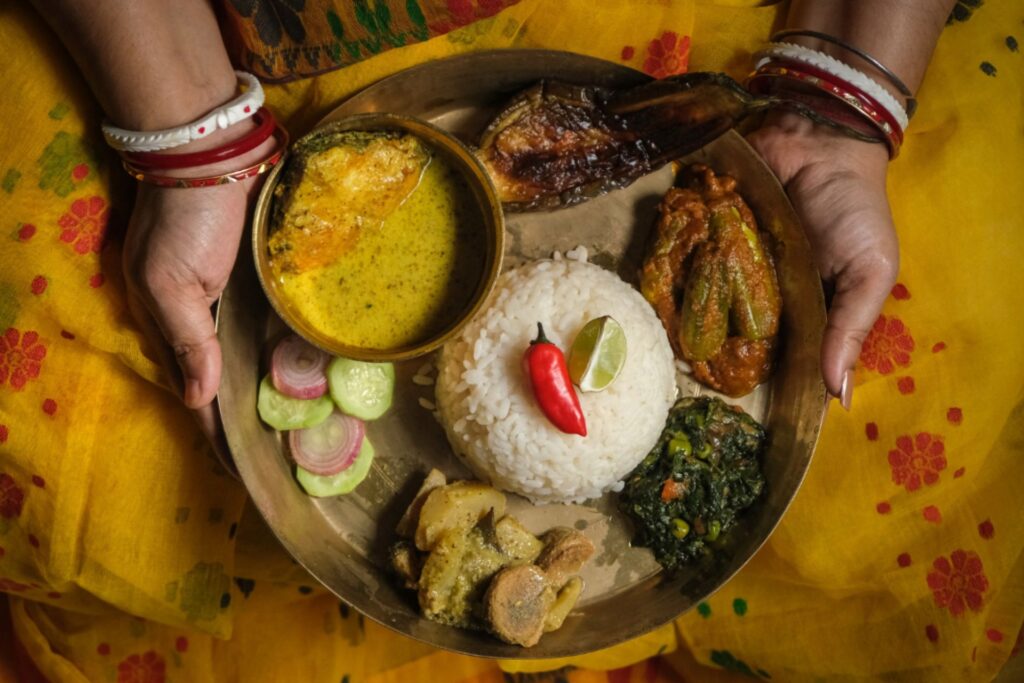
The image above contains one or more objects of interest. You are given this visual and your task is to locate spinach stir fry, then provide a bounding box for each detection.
[620,396,767,570]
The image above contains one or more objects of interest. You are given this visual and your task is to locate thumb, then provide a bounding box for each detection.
[144,278,222,409]
[821,257,897,408]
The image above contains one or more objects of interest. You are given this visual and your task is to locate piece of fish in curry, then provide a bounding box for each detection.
[269,131,430,275]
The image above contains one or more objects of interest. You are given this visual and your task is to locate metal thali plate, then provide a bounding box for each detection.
[217,50,827,658]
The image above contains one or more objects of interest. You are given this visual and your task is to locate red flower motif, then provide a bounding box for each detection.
[859,315,914,374]
[888,432,946,491]
[0,328,47,390]
[117,651,166,683]
[58,195,109,254]
[0,474,25,519]
[0,577,33,592]
[643,31,691,79]
[429,0,511,34]
[927,549,989,616]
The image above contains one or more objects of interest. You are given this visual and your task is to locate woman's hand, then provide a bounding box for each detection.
[122,179,253,443]
[747,110,899,408]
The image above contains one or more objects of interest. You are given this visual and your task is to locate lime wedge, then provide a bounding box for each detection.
[568,316,627,392]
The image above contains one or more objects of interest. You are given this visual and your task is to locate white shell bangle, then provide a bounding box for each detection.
[756,43,910,132]
[101,71,265,153]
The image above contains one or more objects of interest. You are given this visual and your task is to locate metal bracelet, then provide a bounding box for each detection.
[770,28,917,117]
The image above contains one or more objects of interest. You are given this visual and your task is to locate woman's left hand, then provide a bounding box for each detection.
[747,110,899,408]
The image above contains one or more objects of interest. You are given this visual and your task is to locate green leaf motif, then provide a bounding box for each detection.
[406,0,428,41]
[0,282,20,332]
[2,169,21,194]
[129,618,146,637]
[448,17,497,45]
[178,561,230,622]
[710,650,768,678]
[48,102,70,120]
[36,132,97,198]
[502,18,519,39]
[354,0,382,53]
[326,9,345,40]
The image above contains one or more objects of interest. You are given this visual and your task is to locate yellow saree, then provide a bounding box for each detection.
[1,1,1021,681]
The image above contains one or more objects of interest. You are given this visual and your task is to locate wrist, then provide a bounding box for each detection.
[757,110,890,162]
[108,70,239,133]
[750,109,889,188]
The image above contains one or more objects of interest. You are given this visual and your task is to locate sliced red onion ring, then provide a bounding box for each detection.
[289,411,365,476]
[271,334,329,399]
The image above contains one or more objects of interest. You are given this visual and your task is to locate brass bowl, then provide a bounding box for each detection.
[251,113,505,362]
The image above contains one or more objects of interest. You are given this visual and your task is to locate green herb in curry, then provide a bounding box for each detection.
[620,396,767,570]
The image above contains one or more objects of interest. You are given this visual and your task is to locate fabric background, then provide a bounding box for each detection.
[1,0,1022,681]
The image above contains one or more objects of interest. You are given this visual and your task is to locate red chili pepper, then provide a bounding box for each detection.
[523,323,587,436]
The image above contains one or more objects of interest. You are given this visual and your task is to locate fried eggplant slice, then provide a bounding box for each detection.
[477,73,765,211]
[269,129,430,275]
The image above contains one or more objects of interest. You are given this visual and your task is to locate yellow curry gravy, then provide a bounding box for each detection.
[269,131,486,350]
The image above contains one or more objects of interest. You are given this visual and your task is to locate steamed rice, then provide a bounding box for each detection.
[435,258,676,504]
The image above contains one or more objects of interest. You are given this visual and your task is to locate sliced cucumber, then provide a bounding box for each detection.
[296,438,376,497]
[327,358,395,420]
[257,375,333,431]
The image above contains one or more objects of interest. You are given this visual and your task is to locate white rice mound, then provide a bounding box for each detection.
[435,258,677,504]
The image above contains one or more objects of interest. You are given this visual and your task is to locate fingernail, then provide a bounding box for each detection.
[840,370,853,411]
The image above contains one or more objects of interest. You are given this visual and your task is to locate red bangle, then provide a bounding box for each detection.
[762,58,904,147]
[121,124,288,188]
[121,107,277,170]
[749,63,901,156]
[748,63,901,157]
